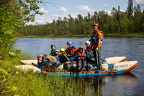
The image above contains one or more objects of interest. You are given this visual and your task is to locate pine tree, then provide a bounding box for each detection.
[127,0,133,19]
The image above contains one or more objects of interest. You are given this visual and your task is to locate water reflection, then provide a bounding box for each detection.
[64,72,137,96]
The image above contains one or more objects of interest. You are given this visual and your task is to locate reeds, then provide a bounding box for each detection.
[0,52,93,96]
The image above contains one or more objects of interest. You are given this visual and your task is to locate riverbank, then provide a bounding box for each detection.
[0,52,91,96]
[19,33,144,38]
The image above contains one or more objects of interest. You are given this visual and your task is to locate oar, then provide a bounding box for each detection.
[63,53,70,61]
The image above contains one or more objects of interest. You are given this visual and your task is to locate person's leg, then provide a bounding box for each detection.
[82,59,87,69]
[54,60,61,68]
[77,59,82,69]
[97,47,102,70]
[93,48,98,68]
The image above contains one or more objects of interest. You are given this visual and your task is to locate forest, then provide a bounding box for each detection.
[0,0,144,59]
[0,0,143,95]
[21,0,144,36]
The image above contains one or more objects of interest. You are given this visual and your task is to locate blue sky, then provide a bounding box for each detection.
[27,0,144,25]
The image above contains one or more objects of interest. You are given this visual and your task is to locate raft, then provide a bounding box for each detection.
[15,60,138,77]
[42,61,138,76]
[20,56,126,65]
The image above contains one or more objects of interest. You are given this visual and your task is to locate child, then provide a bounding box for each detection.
[50,44,56,56]
[70,46,87,71]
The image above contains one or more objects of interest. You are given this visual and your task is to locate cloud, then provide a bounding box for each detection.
[63,0,70,1]
[39,8,48,14]
[77,5,93,12]
[52,12,78,20]
[26,14,52,25]
[135,0,144,6]
[103,4,108,7]
[107,10,112,15]
[56,7,68,14]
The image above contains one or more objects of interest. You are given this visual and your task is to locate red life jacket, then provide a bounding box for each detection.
[77,52,85,60]
[66,46,72,55]
[70,47,79,56]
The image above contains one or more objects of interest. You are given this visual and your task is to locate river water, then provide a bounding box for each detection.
[14,37,144,96]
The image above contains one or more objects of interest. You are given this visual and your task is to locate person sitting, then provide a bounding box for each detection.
[85,41,95,63]
[53,48,60,60]
[32,54,48,69]
[59,48,70,63]
[70,46,87,71]
[69,45,79,57]
[85,41,93,53]
[65,41,73,56]
[33,54,60,72]
[50,44,56,56]
[44,55,61,71]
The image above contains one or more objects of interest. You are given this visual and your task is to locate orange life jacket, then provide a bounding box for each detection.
[77,52,85,60]
[70,47,78,56]
[44,56,57,64]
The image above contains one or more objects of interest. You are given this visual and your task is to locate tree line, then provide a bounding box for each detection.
[0,0,144,59]
[21,0,144,36]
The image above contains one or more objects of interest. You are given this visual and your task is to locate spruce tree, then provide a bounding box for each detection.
[127,0,133,19]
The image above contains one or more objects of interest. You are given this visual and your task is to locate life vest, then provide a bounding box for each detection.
[77,52,85,60]
[91,31,103,44]
[85,46,93,53]
[70,47,78,56]
[44,56,57,64]
[66,46,72,55]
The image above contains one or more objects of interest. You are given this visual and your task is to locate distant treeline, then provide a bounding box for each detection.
[21,1,144,36]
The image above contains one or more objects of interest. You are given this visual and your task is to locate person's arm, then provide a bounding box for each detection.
[97,32,102,47]
[97,38,101,47]
[69,53,78,60]
[84,53,87,59]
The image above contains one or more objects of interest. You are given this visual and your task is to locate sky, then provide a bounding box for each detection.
[27,0,144,25]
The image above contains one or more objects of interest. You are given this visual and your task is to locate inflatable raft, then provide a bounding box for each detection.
[16,59,138,77]
[41,61,138,76]
[20,56,126,65]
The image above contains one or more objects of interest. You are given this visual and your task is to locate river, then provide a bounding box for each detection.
[14,37,144,96]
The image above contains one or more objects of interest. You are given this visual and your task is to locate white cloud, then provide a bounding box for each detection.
[26,14,52,25]
[56,7,68,14]
[107,10,112,15]
[39,8,48,14]
[77,5,93,12]
[135,0,144,6]
[63,0,70,1]
[103,4,108,7]
[52,13,77,20]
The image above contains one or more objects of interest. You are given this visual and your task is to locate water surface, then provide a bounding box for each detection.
[14,37,144,96]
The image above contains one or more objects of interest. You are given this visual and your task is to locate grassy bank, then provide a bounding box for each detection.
[19,33,144,38]
[0,52,92,96]
[104,33,144,38]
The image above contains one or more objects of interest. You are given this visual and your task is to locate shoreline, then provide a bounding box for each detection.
[18,33,144,38]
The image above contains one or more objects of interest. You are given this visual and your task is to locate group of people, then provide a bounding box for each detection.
[33,23,104,72]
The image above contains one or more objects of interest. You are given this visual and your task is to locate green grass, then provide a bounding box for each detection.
[19,33,144,38]
[105,33,144,38]
[0,52,93,96]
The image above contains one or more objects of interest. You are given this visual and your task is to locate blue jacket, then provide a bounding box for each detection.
[50,50,55,56]
[35,59,48,69]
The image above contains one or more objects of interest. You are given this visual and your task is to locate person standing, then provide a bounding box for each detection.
[90,23,103,70]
